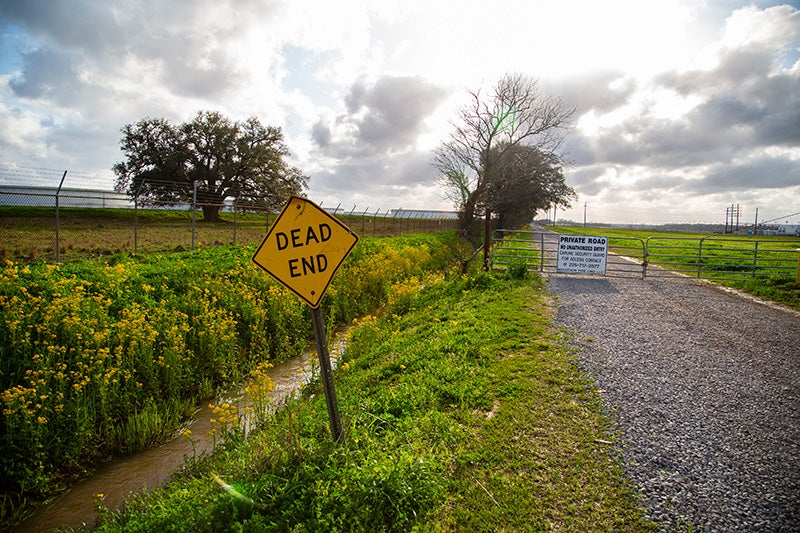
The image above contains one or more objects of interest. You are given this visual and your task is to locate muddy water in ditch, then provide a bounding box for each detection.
[15,336,346,532]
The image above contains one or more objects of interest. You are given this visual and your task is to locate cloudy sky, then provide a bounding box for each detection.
[1,0,798,225]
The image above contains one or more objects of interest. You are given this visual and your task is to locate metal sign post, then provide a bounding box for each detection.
[311,307,343,442]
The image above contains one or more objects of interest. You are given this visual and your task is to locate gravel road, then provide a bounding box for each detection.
[547,274,799,532]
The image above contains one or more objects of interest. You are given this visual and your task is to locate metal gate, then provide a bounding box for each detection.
[643,235,800,282]
[491,229,645,278]
[491,229,800,282]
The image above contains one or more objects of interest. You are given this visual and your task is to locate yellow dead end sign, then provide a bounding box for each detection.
[252,196,358,442]
[252,196,359,308]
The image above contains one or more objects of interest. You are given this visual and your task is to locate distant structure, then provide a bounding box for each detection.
[0,185,131,208]
[0,186,459,220]
[388,209,458,219]
[777,224,800,236]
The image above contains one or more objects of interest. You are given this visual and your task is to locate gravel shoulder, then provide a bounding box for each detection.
[547,274,800,532]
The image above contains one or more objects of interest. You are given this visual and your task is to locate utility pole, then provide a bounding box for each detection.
[583,202,587,228]
[736,203,741,232]
[754,207,758,235]
[724,203,741,234]
[725,205,729,234]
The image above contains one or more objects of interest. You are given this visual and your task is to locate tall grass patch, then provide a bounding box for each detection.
[0,231,468,527]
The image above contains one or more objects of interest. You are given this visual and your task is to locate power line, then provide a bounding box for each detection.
[758,211,800,224]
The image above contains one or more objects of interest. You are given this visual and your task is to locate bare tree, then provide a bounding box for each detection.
[433,73,575,235]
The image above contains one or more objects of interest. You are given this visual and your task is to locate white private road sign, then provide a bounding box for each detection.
[556,234,608,275]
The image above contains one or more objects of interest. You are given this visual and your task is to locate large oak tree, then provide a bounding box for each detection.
[113,111,307,221]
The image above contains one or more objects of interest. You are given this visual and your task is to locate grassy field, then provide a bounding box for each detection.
[92,269,656,532]
[0,206,457,263]
[4,215,795,529]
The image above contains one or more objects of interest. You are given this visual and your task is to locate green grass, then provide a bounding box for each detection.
[94,270,656,532]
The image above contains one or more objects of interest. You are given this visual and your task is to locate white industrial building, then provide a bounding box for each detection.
[777,225,800,236]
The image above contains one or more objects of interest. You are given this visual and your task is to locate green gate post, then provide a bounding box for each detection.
[796,249,800,285]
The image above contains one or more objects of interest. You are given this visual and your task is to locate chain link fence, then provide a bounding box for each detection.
[0,166,458,263]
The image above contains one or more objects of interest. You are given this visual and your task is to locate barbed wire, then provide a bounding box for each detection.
[0,163,117,189]
[0,165,458,219]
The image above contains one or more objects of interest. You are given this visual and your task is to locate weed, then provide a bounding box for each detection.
[506,259,530,279]
[93,270,656,531]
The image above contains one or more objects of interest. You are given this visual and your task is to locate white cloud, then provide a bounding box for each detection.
[0,92,48,157]
[0,0,798,224]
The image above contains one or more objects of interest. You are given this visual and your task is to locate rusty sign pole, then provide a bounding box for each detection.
[311,307,343,442]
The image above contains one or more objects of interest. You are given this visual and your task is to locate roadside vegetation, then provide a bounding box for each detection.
[0,231,467,528]
[93,268,655,532]
[4,216,794,529]
[557,226,800,310]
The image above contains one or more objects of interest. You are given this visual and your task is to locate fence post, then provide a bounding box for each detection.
[697,238,704,278]
[134,195,138,254]
[483,209,491,270]
[361,207,369,234]
[539,233,545,271]
[752,241,759,279]
[133,179,145,254]
[373,209,381,238]
[233,196,238,246]
[796,249,800,286]
[191,181,197,251]
[54,170,67,263]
